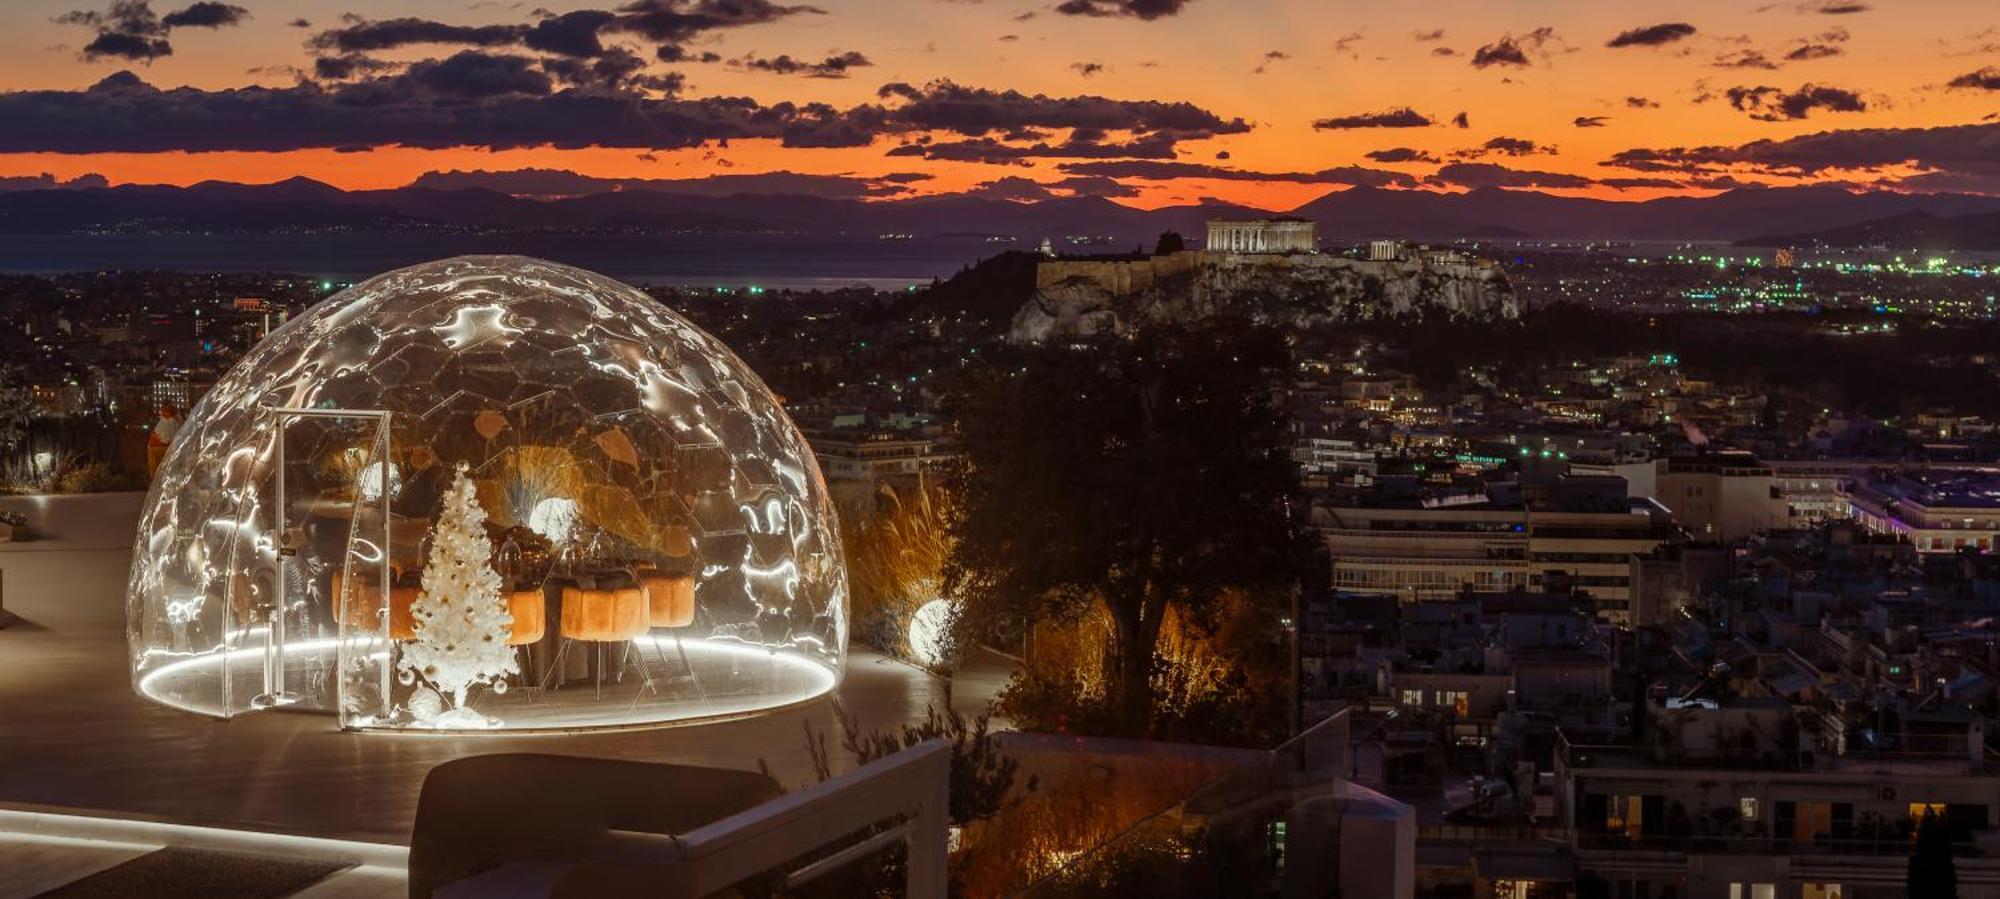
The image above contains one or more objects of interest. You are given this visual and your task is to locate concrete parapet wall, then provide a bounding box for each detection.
[1034,250,1204,293]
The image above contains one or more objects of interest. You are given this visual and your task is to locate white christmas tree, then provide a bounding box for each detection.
[398,463,515,727]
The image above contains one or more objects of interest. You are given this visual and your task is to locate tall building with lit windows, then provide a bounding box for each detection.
[1314,476,1678,625]
[1557,697,2000,899]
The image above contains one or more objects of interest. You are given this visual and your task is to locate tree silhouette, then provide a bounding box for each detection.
[941,318,1305,736]
[1910,808,1959,899]
[1154,231,1187,255]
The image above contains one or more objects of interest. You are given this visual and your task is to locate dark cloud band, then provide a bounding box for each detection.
[1058,160,1416,188]
[1312,108,1433,129]
[0,71,1253,155]
[1606,23,1695,49]
[1606,122,2000,192]
[1725,83,1866,121]
[1053,0,1189,21]
[57,0,249,62]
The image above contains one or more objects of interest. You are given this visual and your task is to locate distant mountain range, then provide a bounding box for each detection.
[4,174,2000,245]
[1736,209,2000,251]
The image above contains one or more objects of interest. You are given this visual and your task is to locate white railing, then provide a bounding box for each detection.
[0,806,407,869]
[447,739,952,898]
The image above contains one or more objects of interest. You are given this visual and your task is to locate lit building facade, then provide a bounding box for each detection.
[1558,703,2000,899]
[1316,488,1676,624]
[1657,453,1792,542]
[1847,470,2000,553]
[810,431,957,485]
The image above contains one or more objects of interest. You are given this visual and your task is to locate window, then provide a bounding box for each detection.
[1400,688,1424,706]
[1739,797,1759,822]
[1607,795,1645,839]
[1436,690,1470,716]
[1787,801,1833,843]
[1728,885,1775,899]
[1910,802,1947,827]
[1802,884,1843,899]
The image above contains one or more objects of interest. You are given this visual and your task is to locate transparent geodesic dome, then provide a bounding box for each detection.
[128,256,846,731]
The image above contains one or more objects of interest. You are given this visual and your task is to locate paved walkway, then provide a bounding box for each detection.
[0,808,405,898]
[0,493,1011,854]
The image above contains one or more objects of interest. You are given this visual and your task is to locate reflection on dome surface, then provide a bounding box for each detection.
[127,256,847,731]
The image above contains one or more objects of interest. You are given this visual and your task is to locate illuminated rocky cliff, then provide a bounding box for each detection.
[1010,250,1520,341]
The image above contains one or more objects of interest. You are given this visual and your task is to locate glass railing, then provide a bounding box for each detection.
[1011,708,1352,898]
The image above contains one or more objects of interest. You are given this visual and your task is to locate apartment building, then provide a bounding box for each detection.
[807,429,957,485]
[1316,477,1678,624]
[1658,452,1793,542]
[1556,700,2000,899]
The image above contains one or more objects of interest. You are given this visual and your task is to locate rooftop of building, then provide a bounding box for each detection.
[1557,721,2000,778]
[1477,591,1594,617]
[1664,449,1772,474]
[1511,646,1612,667]
[1859,469,2000,510]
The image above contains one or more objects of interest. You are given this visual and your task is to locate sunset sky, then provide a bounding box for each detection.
[0,0,1995,208]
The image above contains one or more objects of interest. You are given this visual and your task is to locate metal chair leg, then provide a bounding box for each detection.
[673,632,694,676]
[626,640,657,700]
[538,638,574,694]
[676,632,709,703]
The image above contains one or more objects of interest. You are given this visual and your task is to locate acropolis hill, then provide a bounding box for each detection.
[1010,218,1520,342]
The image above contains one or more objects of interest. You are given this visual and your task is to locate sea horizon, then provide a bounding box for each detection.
[0,232,1019,289]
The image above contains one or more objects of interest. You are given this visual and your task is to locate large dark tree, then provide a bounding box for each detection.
[1910,808,1959,899]
[941,318,1304,736]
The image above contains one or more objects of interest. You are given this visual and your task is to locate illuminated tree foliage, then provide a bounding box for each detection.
[998,590,1291,746]
[843,483,956,664]
[942,318,1305,737]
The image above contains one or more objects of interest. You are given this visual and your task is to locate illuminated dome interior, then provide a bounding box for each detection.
[127,255,846,731]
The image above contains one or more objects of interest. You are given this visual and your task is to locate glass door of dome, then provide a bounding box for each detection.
[236,407,393,722]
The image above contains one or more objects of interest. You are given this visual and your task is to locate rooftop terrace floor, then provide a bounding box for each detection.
[0,492,1010,847]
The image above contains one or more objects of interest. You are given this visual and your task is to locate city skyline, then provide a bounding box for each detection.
[7,5,2000,897]
[0,0,1995,209]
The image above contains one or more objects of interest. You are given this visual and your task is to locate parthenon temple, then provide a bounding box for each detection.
[1205,218,1317,254]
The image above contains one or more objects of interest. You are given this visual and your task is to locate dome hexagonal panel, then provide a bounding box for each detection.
[127,256,846,731]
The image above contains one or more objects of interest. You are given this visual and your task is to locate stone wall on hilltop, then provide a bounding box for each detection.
[1009,251,1520,342]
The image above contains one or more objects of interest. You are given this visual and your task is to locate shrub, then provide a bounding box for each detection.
[55,461,134,494]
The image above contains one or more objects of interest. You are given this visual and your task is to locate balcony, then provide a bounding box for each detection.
[1575,831,1983,859]
[1557,728,2000,777]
